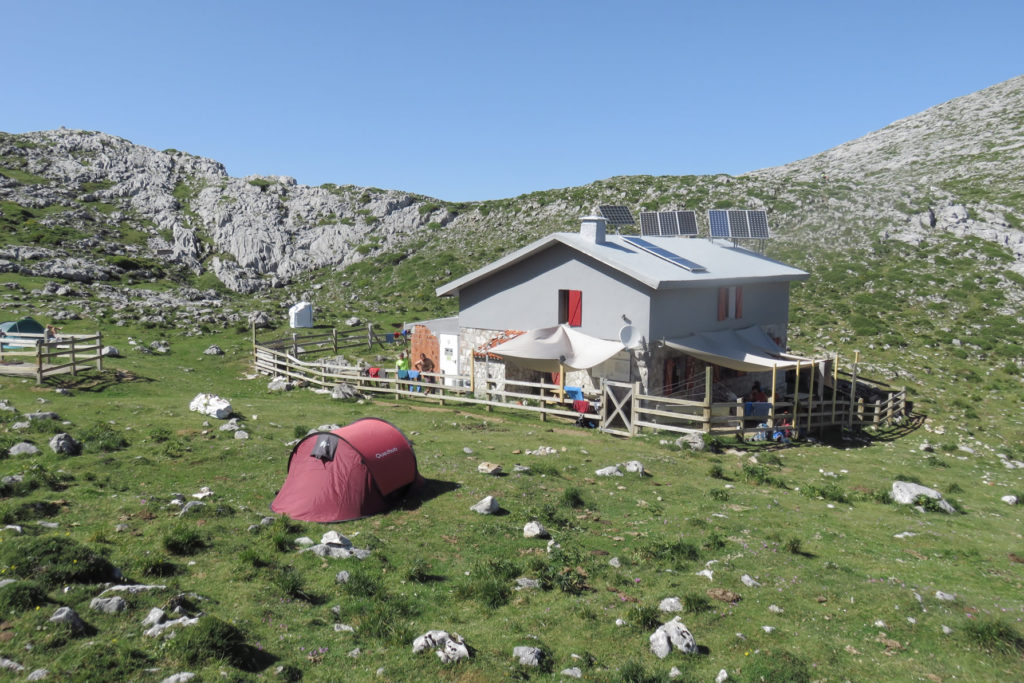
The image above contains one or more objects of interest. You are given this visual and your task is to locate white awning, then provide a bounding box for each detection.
[663,326,801,372]
[488,325,625,372]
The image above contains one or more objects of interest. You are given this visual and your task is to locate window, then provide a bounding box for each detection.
[558,289,582,327]
[717,286,743,321]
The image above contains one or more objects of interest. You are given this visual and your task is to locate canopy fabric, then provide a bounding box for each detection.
[488,325,625,372]
[663,326,801,372]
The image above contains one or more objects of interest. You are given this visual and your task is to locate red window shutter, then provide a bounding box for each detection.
[735,286,743,319]
[567,290,582,327]
[717,288,728,321]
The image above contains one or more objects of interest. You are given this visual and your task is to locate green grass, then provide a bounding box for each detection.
[0,130,1022,679]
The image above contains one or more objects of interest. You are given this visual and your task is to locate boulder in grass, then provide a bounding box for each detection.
[49,606,86,635]
[267,377,291,392]
[649,617,698,658]
[512,646,546,667]
[623,460,645,474]
[49,433,81,455]
[891,481,956,513]
[437,635,470,663]
[0,657,24,673]
[90,596,127,614]
[659,597,683,613]
[413,630,451,654]
[595,465,622,477]
[477,462,502,475]
[470,496,499,514]
[8,442,39,456]
[188,393,232,419]
[523,521,549,539]
[203,345,224,356]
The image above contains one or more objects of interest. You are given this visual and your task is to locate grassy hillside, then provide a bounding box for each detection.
[0,285,1021,681]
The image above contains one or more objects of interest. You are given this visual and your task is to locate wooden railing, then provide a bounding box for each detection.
[252,340,908,438]
[0,333,104,384]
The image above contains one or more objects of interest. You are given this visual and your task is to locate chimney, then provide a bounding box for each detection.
[580,215,607,244]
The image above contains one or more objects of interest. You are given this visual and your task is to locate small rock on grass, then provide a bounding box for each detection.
[523,521,549,539]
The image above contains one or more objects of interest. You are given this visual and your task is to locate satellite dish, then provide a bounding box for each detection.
[619,325,644,349]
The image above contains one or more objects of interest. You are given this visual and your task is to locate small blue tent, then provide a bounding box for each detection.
[0,317,45,348]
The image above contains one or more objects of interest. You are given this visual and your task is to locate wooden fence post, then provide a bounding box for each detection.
[849,351,859,429]
[631,381,640,436]
[702,366,713,434]
[332,328,338,354]
[251,322,257,364]
[96,332,103,372]
[770,363,777,427]
[70,336,77,376]
[792,360,800,433]
[806,360,815,434]
[35,340,43,385]
[830,354,838,426]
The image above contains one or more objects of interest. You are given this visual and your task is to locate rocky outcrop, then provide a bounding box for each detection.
[0,129,449,292]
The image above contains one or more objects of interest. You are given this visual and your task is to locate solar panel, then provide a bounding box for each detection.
[599,205,634,225]
[676,211,698,236]
[657,211,680,236]
[708,210,730,238]
[747,210,770,238]
[639,212,660,236]
[728,210,750,238]
[622,235,707,272]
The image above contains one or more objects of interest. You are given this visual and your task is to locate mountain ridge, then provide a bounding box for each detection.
[1,74,1023,297]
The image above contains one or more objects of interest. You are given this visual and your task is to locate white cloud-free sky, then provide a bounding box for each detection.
[5,0,1022,201]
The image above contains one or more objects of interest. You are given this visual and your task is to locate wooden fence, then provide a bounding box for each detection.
[252,338,908,439]
[0,333,104,384]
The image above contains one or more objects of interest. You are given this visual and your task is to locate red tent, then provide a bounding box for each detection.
[271,418,421,522]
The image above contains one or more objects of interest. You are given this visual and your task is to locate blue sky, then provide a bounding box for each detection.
[5,1,1022,201]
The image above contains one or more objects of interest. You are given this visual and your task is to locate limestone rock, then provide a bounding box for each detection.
[188,393,232,419]
[659,597,683,612]
[332,383,358,399]
[49,432,81,455]
[49,606,86,635]
[90,596,127,614]
[9,442,40,456]
[470,496,499,514]
[267,377,291,392]
[513,645,546,667]
[477,461,502,475]
[649,617,698,658]
[523,521,549,538]
[412,630,451,654]
[203,345,224,355]
[891,481,956,513]
[437,636,469,663]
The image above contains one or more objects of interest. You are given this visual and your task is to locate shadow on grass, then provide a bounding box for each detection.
[45,369,154,393]
[233,645,280,673]
[812,411,926,448]
[401,477,460,512]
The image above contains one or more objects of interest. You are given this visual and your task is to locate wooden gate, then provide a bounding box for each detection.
[600,380,634,436]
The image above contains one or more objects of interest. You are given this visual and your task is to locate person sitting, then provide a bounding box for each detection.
[750,381,768,403]
[44,324,61,342]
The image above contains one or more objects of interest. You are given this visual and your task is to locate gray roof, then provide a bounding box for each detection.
[436,233,808,296]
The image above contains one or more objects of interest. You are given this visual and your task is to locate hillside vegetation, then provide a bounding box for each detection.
[0,76,1021,680]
